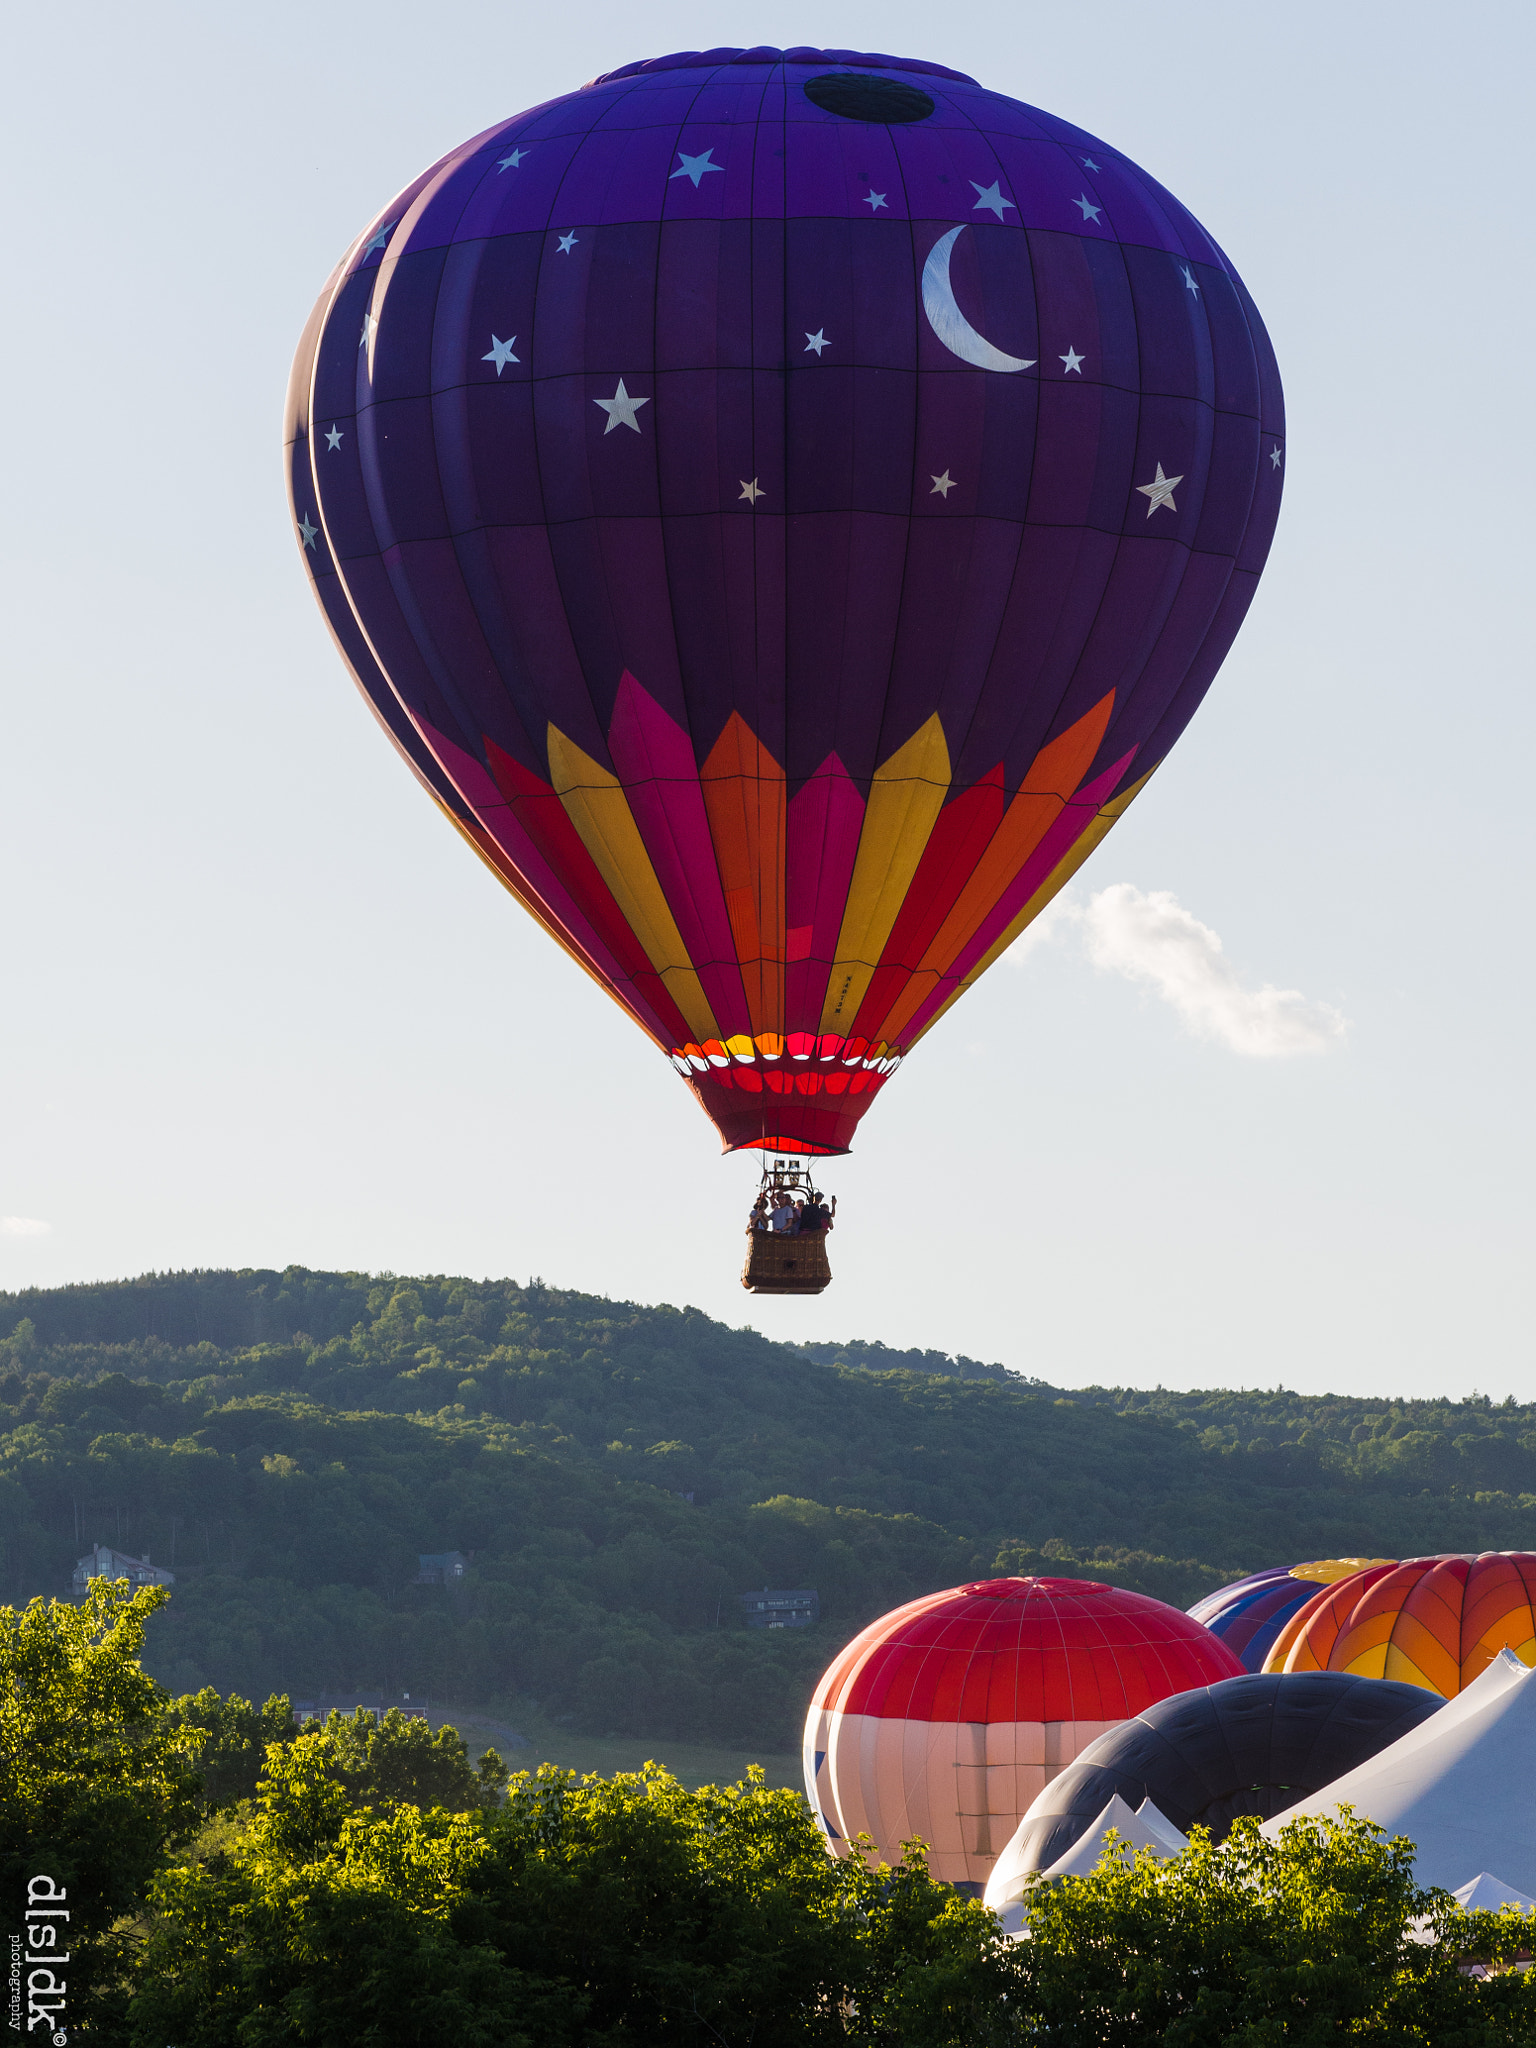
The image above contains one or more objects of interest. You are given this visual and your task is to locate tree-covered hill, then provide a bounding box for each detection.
[1,1268,1532,1749]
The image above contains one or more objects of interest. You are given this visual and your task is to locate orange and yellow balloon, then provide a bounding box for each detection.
[1263,1552,1536,1696]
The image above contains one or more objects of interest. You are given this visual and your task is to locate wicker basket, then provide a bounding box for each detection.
[741,1230,832,1295]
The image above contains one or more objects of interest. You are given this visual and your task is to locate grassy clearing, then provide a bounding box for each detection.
[426,1704,803,1791]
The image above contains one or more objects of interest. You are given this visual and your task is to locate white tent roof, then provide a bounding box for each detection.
[1039,1794,1189,1878]
[1261,1649,1536,1895]
[1407,1872,1536,1943]
[1135,1796,1192,1859]
[983,1792,1188,1933]
[1452,1872,1536,1913]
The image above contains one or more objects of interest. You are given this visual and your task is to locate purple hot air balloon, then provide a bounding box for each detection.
[1190,1560,1398,1673]
[285,48,1284,1157]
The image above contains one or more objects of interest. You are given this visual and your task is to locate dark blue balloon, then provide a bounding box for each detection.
[1005,1672,1442,1874]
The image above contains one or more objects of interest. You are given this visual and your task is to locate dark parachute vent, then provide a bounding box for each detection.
[803,73,936,123]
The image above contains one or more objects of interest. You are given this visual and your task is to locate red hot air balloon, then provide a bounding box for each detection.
[803,1575,1243,1889]
[286,48,1284,1157]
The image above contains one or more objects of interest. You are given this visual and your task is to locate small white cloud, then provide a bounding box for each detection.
[1004,892,1078,965]
[1077,884,1347,1058]
[0,1216,50,1237]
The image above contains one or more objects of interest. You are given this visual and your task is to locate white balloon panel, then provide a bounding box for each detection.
[804,1702,1120,1888]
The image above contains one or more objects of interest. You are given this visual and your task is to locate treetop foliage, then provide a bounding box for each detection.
[132,1752,1022,2048]
[166,1686,505,1816]
[1022,1810,1536,2046]
[1,1581,203,2013]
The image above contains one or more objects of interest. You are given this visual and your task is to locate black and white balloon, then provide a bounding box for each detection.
[1004,1671,1442,1877]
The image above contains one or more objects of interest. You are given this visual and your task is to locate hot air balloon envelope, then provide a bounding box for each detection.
[1189,1559,1397,1673]
[1265,1552,1536,1695]
[803,1574,1242,1890]
[989,1669,1442,1889]
[286,47,1283,1153]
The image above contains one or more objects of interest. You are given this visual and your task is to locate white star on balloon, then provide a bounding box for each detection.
[930,470,956,498]
[1136,462,1183,516]
[671,149,722,188]
[970,180,1015,220]
[1073,193,1103,223]
[498,148,528,171]
[1059,346,1085,374]
[324,424,343,450]
[557,231,578,254]
[359,313,377,347]
[482,334,520,375]
[863,188,888,211]
[1180,263,1200,294]
[1082,157,1101,172]
[298,514,318,549]
[361,221,396,256]
[739,478,764,504]
[1270,442,1283,470]
[804,329,828,355]
[594,378,650,434]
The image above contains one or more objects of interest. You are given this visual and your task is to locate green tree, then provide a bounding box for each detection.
[130,1788,530,2047]
[0,1579,203,2022]
[170,1685,300,1809]
[1018,1809,1536,2044]
[296,1704,506,1812]
[453,1762,1021,2046]
[131,1754,1020,2047]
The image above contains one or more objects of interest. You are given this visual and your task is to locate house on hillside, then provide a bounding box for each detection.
[71,1543,175,1597]
[739,1587,819,1629]
[413,1550,469,1586]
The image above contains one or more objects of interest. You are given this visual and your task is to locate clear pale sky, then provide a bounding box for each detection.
[2,2,1530,1398]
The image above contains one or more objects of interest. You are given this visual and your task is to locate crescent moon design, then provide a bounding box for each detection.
[921,225,1037,374]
